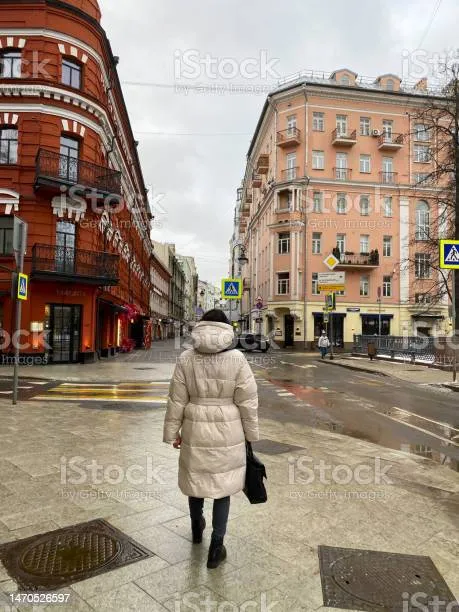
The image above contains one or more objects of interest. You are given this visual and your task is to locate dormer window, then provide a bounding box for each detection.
[62,58,82,89]
[0,50,21,78]
[340,75,350,85]
[386,79,394,91]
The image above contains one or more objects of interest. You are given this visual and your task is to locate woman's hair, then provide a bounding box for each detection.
[201,309,230,325]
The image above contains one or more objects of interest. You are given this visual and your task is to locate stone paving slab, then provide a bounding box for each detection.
[0,396,458,611]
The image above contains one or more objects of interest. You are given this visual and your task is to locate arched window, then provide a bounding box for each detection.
[416,201,430,240]
[0,127,18,164]
[0,50,21,78]
[360,195,370,216]
[386,78,395,91]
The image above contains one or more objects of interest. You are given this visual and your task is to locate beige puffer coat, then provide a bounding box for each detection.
[163,321,259,499]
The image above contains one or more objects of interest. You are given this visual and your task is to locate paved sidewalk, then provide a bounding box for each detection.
[323,354,456,385]
[0,391,458,610]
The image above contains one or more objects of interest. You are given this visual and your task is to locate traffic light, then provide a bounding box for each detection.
[325,293,335,311]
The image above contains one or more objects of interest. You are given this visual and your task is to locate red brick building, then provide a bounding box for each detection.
[0,0,154,363]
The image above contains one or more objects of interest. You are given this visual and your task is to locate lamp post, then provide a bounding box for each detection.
[229,243,248,328]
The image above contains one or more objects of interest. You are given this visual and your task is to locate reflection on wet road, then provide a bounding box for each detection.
[251,352,459,472]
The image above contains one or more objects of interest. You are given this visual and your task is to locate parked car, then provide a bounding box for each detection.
[235,332,270,352]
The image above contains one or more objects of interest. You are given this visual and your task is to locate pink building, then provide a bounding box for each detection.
[235,69,450,349]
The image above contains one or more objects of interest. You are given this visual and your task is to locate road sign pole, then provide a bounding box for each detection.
[329,306,334,360]
[12,252,24,406]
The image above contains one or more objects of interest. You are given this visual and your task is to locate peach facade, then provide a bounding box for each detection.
[235,69,450,348]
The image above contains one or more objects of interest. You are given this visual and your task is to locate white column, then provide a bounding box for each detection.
[399,197,410,304]
[290,231,296,299]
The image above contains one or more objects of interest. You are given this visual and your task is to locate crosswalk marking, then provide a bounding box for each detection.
[32,382,170,404]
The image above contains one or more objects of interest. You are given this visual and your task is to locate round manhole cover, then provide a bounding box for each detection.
[20,531,121,578]
[332,554,433,606]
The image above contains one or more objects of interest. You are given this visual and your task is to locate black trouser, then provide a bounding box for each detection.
[188,496,230,539]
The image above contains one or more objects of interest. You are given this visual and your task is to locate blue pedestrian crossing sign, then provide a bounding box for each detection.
[439,240,459,269]
[17,273,28,301]
[221,278,242,300]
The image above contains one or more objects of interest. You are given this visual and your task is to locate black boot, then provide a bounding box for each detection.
[191,516,206,544]
[207,535,227,569]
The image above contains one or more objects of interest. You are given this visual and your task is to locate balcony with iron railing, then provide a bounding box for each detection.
[378,132,404,150]
[252,171,262,188]
[335,251,380,269]
[380,171,398,185]
[257,153,269,174]
[333,167,352,181]
[35,149,122,196]
[281,167,300,181]
[331,128,357,146]
[276,127,301,147]
[31,244,120,285]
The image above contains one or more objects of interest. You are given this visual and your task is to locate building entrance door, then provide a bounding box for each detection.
[46,304,82,363]
[284,314,294,347]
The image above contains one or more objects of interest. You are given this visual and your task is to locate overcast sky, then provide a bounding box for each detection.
[99,0,457,286]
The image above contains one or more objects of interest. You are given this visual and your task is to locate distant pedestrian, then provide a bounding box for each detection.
[163,309,259,569]
[318,330,330,359]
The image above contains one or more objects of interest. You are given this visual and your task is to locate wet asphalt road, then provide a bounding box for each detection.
[247,351,459,471]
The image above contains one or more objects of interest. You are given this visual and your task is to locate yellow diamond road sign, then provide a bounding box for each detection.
[324,254,339,271]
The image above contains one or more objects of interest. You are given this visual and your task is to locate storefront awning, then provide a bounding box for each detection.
[97,299,128,314]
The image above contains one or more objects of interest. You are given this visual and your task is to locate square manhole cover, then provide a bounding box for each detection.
[252,439,304,455]
[0,519,153,592]
[318,545,457,611]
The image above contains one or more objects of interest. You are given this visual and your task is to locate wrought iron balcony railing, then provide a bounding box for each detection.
[32,244,120,285]
[281,167,300,181]
[35,149,122,196]
[336,252,380,268]
[333,167,352,181]
[277,127,301,146]
[378,132,404,149]
[380,171,398,185]
[331,128,357,145]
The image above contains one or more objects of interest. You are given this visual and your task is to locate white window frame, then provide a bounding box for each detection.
[313,191,323,213]
[277,272,290,295]
[414,123,430,141]
[312,232,322,254]
[360,195,370,216]
[336,114,348,136]
[336,193,347,214]
[383,275,392,297]
[415,253,431,279]
[312,150,325,170]
[312,272,319,295]
[360,275,369,297]
[360,117,370,136]
[360,234,370,254]
[278,232,290,254]
[312,112,324,132]
[414,144,431,163]
[360,154,371,173]
[383,235,392,257]
[383,196,393,217]
[415,201,430,241]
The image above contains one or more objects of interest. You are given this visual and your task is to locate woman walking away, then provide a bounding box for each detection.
[163,309,259,569]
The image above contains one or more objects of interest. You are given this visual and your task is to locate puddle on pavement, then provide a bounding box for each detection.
[268,377,459,473]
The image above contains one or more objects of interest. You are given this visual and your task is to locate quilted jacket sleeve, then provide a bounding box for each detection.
[233,356,259,442]
[163,358,189,443]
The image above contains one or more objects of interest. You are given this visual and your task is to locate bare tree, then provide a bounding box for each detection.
[403,62,458,321]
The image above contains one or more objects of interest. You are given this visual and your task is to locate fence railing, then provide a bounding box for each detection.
[353,335,436,362]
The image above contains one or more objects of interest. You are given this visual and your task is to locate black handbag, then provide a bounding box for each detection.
[243,441,267,504]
